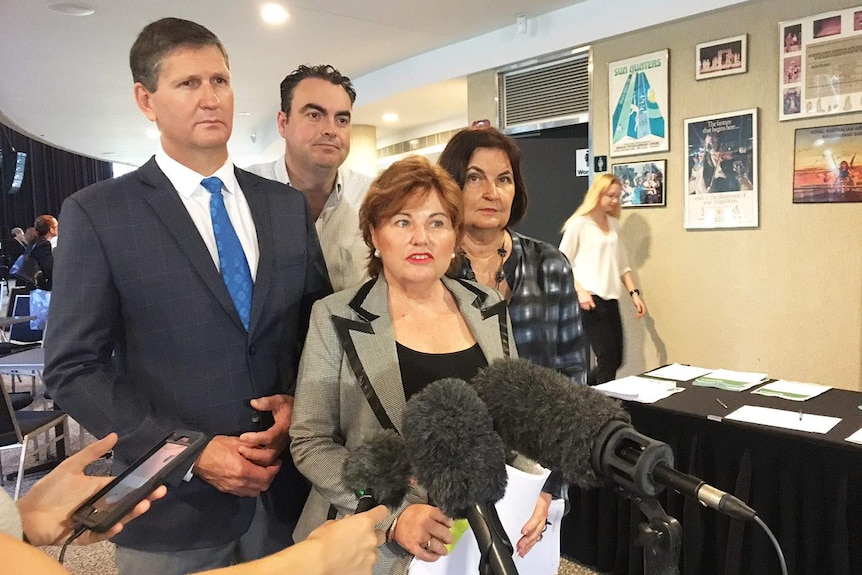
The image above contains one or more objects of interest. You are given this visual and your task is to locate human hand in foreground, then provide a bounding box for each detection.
[17,432,167,546]
[199,505,388,575]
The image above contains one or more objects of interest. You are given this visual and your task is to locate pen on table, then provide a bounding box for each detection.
[715,398,728,409]
[799,408,803,421]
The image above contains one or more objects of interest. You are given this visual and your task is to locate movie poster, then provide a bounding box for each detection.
[608,50,669,157]
[793,122,862,203]
[684,109,759,229]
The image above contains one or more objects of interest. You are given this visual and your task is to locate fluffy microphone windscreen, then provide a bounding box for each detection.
[342,429,411,508]
[472,358,631,488]
[403,378,507,518]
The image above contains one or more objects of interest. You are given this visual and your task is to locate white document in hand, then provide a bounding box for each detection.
[409,463,560,575]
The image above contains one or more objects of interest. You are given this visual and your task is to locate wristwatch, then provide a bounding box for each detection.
[629,288,640,297]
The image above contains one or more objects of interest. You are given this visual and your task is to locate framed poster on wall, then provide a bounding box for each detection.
[793,122,862,203]
[696,35,747,80]
[609,50,669,157]
[612,160,666,207]
[684,108,758,229]
[779,6,862,121]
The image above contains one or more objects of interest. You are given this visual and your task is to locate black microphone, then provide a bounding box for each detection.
[403,378,517,575]
[472,358,757,522]
[342,429,411,513]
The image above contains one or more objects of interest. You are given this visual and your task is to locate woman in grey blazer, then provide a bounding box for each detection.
[290,157,545,575]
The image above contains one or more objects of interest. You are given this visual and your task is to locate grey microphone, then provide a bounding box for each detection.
[472,358,756,521]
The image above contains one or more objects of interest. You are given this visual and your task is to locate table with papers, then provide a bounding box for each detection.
[561,366,862,575]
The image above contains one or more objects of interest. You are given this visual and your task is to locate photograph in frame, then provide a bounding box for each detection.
[779,7,862,121]
[612,160,666,207]
[696,35,747,80]
[684,109,758,229]
[793,122,862,203]
[608,49,669,157]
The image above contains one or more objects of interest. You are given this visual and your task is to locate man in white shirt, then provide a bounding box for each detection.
[247,65,372,291]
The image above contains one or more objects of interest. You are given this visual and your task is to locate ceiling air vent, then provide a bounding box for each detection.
[498,49,590,134]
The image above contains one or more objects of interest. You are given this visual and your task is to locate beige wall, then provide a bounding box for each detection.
[589,0,862,390]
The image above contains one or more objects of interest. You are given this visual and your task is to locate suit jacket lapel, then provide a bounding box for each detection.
[443,276,511,362]
[138,158,246,331]
[329,278,403,433]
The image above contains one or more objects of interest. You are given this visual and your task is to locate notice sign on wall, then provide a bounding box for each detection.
[575,149,590,177]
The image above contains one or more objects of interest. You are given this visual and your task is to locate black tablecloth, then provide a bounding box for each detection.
[560,376,862,575]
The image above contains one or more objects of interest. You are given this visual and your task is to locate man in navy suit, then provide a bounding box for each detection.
[44,18,331,575]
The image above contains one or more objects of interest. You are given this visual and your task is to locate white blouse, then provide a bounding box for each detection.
[559,215,631,301]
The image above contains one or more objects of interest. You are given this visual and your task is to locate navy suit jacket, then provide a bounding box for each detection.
[44,157,332,551]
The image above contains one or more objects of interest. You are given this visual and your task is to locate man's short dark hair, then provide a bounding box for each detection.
[279,65,356,115]
[130,17,229,92]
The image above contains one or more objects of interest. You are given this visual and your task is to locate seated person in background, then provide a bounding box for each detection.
[290,156,547,575]
[2,433,386,575]
[22,215,58,291]
[8,227,28,262]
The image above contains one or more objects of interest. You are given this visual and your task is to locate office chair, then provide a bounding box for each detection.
[9,294,43,343]
[2,294,43,396]
[9,391,34,411]
[0,381,67,499]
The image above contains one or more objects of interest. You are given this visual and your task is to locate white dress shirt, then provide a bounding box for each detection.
[157,150,259,280]
[245,156,371,291]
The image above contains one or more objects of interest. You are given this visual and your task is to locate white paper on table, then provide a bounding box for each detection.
[409,462,559,575]
[594,375,684,403]
[644,363,714,381]
[751,380,832,401]
[845,428,862,445]
[724,405,841,434]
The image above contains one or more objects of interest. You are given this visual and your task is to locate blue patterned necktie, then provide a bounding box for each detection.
[201,176,253,330]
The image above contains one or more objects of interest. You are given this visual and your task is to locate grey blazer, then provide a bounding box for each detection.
[44,158,332,551]
[290,275,516,575]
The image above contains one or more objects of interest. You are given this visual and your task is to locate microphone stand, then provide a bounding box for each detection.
[635,496,681,575]
[592,421,681,574]
[464,503,519,575]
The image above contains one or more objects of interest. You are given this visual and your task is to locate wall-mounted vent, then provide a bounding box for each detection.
[377,128,462,159]
[498,49,590,134]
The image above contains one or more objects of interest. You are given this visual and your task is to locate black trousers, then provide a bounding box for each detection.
[581,295,623,385]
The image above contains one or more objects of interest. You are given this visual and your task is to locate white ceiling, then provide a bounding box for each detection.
[0,0,750,169]
[0,0,579,167]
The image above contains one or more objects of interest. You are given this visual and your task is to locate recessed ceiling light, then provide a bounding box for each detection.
[238,112,251,116]
[48,2,95,16]
[146,129,160,139]
[260,3,289,25]
[382,113,399,123]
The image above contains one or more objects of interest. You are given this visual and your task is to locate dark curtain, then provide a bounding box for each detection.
[0,123,113,257]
